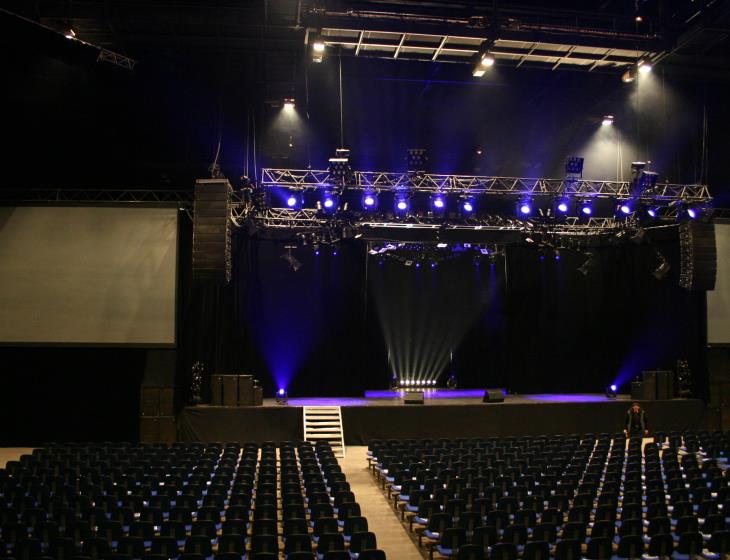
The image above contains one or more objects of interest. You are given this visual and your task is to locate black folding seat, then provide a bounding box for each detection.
[584,537,612,559]
[284,534,312,556]
[116,537,145,560]
[675,516,699,537]
[616,534,643,559]
[554,539,581,560]
[434,527,466,558]
[315,533,344,558]
[501,524,527,547]
[150,536,180,558]
[470,525,497,549]
[217,534,245,555]
[589,520,614,540]
[707,530,730,558]
[521,541,549,560]
[251,520,277,538]
[250,535,278,556]
[488,542,516,560]
[184,536,213,557]
[647,533,674,557]
[675,531,704,557]
[129,521,155,543]
[13,537,43,560]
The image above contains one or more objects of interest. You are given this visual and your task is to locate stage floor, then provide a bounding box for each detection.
[259,391,632,407]
[179,392,704,444]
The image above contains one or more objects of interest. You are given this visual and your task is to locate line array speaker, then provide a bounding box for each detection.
[193,178,232,284]
[679,222,716,291]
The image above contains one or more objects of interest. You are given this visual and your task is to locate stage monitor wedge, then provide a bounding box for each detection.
[483,388,506,403]
[403,391,424,405]
[193,178,232,284]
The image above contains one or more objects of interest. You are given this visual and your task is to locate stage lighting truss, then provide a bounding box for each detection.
[369,242,506,268]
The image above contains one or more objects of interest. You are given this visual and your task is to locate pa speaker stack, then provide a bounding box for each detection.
[679,222,716,291]
[193,178,232,284]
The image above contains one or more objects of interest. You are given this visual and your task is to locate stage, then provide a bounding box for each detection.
[177,392,706,444]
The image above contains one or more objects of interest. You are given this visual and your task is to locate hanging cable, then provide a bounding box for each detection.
[252,108,258,185]
[338,51,344,147]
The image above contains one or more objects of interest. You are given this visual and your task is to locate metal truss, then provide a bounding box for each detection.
[97,48,137,71]
[0,188,193,206]
[261,168,712,202]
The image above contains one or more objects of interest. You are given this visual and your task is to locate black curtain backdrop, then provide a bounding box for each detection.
[177,227,706,401]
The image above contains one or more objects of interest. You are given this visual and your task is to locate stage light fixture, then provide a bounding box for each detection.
[286,192,302,208]
[687,207,697,219]
[638,60,652,74]
[320,193,337,213]
[283,98,295,110]
[605,385,617,399]
[361,191,378,210]
[622,67,637,83]
[328,148,353,184]
[601,115,614,126]
[461,197,475,213]
[276,388,288,404]
[565,156,584,176]
[518,200,532,216]
[580,202,593,216]
[431,193,446,212]
[647,208,657,218]
[555,198,570,214]
[480,52,495,67]
[653,250,671,280]
[395,195,410,213]
[406,148,429,173]
[64,25,77,39]
[578,252,596,276]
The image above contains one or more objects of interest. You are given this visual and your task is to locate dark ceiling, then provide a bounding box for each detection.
[4,0,730,91]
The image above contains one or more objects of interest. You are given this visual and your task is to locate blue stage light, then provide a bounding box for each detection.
[687,208,697,219]
[323,197,334,209]
[432,195,445,210]
[557,201,569,213]
[287,195,298,207]
[362,192,378,210]
[610,384,617,392]
[519,203,532,216]
[581,204,593,216]
[647,208,657,218]
[620,203,632,215]
[395,195,410,213]
[461,198,475,213]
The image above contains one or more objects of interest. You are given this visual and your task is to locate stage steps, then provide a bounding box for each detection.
[303,406,346,458]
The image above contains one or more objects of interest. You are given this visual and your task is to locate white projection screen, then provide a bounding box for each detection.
[0,206,178,345]
[708,223,730,345]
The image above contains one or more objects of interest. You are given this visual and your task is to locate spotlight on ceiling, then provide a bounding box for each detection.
[395,194,410,214]
[580,201,593,216]
[461,197,475,214]
[622,66,637,83]
[283,98,295,110]
[601,115,615,126]
[361,191,378,210]
[64,26,77,40]
[653,250,671,280]
[311,32,325,63]
[638,60,652,74]
[618,201,633,215]
[471,52,494,77]
[687,207,698,219]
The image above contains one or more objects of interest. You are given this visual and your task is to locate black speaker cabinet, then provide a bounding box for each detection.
[642,371,657,400]
[253,384,263,406]
[483,388,506,403]
[238,375,254,406]
[403,391,425,405]
[656,370,675,400]
[140,416,176,444]
[630,381,644,401]
[140,387,175,416]
[211,374,239,406]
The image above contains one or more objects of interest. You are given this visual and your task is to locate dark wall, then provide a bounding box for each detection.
[0,348,146,445]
